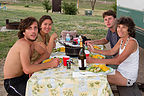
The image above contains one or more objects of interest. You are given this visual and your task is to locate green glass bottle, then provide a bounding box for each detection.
[78,36,86,70]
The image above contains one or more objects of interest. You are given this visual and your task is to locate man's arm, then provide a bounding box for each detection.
[93,38,109,45]
[33,42,49,64]
[87,39,120,56]
[85,38,109,45]
[20,42,60,74]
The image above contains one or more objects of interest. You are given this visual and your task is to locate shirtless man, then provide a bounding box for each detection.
[4,17,60,96]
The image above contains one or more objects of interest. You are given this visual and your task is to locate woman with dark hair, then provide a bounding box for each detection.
[38,15,57,54]
[117,16,135,38]
[31,15,58,62]
[87,16,139,87]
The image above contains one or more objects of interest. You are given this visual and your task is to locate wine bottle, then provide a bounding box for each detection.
[78,36,86,70]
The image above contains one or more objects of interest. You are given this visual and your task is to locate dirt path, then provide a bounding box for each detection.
[7,5,45,12]
[0,58,7,96]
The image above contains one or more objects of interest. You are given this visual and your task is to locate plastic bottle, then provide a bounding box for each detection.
[77,35,81,45]
[65,33,70,42]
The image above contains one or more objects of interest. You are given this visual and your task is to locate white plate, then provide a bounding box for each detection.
[43,57,63,68]
[86,64,114,75]
[90,53,105,59]
[95,45,104,50]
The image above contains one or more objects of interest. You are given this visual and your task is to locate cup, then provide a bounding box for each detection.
[63,56,70,66]
[86,54,89,57]
[85,50,90,57]
[73,38,78,44]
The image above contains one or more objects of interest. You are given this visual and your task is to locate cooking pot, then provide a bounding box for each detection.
[65,46,81,57]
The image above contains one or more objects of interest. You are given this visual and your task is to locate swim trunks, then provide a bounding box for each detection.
[4,74,29,96]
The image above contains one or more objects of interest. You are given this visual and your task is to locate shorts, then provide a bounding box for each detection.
[127,79,135,86]
[4,74,29,96]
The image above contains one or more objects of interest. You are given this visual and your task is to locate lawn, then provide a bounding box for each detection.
[0,0,115,59]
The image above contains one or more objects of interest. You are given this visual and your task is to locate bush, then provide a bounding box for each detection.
[62,2,78,15]
[42,0,51,13]
[111,0,117,13]
[24,4,29,7]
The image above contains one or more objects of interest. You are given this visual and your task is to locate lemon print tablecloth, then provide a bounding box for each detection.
[26,60,113,96]
[26,44,113,96]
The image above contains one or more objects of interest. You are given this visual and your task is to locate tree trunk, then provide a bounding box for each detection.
[90,0,97,10]
[77,0,79,9]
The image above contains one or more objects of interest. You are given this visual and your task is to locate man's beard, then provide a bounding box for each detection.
[27,36,38,42]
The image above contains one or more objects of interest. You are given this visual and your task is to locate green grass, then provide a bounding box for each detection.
[0,1,114,59]
[0,31,18,58]
[79,1,114,10]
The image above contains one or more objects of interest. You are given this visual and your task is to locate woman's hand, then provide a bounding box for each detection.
[51,32,58,41]
[86,56,96,64]
[87,43,95,53]
[50,32,58,48]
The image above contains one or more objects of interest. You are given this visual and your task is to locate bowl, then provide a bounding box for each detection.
[65,46,81,57]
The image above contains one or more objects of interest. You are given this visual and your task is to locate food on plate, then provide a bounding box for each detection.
[43,58,62,63]
[93,45,102,50]
[87,64,110,73]
[53,47,65,52]
[85,45,103,50]
[98,64,109,71]
[60,47,65,52]
[42,58,52,63]
[91,54,105,59]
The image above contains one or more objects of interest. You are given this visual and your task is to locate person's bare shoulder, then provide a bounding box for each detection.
[127,38,138,51]
[13,39,31,54]
[17,39,31,47]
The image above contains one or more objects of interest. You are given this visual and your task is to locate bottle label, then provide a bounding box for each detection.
[80,40,82,47]
[66,37,70,42]
[78,59,86,67]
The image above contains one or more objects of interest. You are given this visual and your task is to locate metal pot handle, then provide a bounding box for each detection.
[70,35,73,40]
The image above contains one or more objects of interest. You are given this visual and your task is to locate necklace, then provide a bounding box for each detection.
[120,37,130,47]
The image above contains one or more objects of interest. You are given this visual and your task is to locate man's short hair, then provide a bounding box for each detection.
[102,10,116,18]
[18,17,39,39]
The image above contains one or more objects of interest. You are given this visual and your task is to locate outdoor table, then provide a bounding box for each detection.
[25,43,114,96]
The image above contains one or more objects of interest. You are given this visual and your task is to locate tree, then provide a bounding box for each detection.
[111,0,117,13]
[62,2,78,15]
[90,0,97,10]
[25,0,29,7]
[42,0,51,13]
